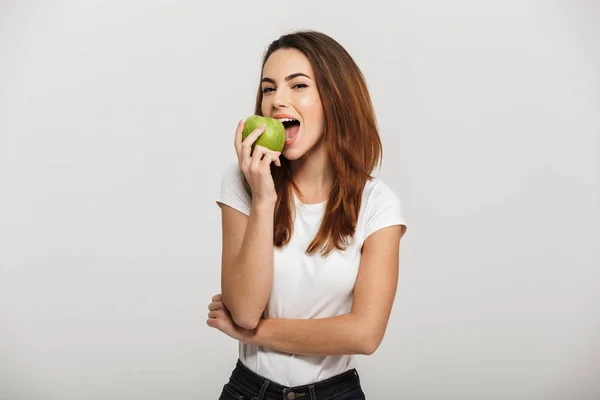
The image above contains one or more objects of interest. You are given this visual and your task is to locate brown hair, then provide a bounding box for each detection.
[246,30,383,257]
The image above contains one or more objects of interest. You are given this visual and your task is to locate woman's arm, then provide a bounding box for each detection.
[245,224,405,356]
[248,314,367,356]
[220,122,282,330]
[220,200,275,330]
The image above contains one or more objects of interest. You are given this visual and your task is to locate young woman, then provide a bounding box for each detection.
[208,30,408,400]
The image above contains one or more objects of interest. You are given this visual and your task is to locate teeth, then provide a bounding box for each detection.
[277,117,298,123]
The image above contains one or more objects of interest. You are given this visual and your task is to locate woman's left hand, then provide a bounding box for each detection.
[206,294,255,344]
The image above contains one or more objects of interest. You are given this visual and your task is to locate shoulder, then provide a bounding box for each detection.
[359,176,408,240]
[219,161,250,193]
[216,161,251,215]
[362,176,403,207]
[221,161,244,182]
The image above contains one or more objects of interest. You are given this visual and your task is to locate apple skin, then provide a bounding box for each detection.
[242,115,285,153]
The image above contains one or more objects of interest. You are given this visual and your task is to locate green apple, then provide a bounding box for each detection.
[242,115,285,153]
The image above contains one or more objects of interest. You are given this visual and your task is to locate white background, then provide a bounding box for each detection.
[0,1,598,399]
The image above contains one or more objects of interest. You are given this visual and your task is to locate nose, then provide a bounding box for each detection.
[272,86,289,109]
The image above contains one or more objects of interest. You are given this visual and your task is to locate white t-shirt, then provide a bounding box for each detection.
[216,161,408,386]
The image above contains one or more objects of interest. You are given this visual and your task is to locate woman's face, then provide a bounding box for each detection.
[261,48,325,161]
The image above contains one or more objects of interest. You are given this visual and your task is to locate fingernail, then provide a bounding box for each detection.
[259,124,266,129]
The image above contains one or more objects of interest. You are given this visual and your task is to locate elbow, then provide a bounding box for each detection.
[359,331,383,355]
[232,312,260,330]
[226,301,263,330]
[361,339,380,355]
[353,315,384,355]
[222,294,265,331]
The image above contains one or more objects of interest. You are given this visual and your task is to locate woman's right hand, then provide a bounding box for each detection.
[234,119,281,205]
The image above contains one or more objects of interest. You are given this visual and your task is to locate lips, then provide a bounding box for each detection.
[273,113,300,121]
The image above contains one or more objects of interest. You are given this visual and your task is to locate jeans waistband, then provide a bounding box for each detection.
[228,359,362,399]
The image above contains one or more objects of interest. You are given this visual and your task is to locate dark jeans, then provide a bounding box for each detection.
[218,359,366,400]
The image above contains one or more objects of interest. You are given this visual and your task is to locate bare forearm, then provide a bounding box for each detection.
[222,202,275,328]
[247,314,375,356]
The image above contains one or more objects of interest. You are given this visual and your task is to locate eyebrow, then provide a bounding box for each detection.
[261,72,311,84]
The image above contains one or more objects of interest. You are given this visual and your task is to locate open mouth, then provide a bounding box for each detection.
[278,118,301,142]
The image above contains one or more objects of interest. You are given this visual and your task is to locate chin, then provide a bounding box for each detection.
[282,148,303,161]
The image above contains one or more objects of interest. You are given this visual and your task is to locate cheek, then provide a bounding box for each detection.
[298,94,316,108]
[298,94,324,122]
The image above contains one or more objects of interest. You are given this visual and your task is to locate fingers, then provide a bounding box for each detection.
[235,122,282,169]
[208,301,223,311]
[250,145,281,172]
[212,294,223,301]
[261,150,280,168]
[241,124,266,162]
[249,145,267,171]
[234,120,244,159]
[207,306,230,320]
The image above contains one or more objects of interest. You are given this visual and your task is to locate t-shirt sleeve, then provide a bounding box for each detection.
[363,180,408,240]
[216,162,252,216]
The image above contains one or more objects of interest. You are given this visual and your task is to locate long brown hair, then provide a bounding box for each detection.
[245,30,383,257]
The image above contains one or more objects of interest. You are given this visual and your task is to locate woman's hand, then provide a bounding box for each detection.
[206,294,256,344]
[234,119,281,205]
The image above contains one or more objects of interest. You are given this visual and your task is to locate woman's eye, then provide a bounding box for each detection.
[262,87,275,93]
[293,84,308,89]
